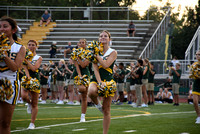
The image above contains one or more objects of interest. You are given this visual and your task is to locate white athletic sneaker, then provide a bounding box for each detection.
[56,100,64,104]
[63,99,69,103]
[141,104,148,107]
[39,100,46,104]
[195,117,200,124]
[27,103,32,114]
[27,123,35,129]
[95,104,103,113]
[80,114,86,122]
[73,101,80,105]
[131,103,137,107]
[66,101,74,105]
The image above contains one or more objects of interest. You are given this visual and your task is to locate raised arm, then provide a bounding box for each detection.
[143,65,148,75]
[77,57,90,68]
[25,57,42,72]
[73,60,82,77]
[96,50,117,69]
[93,63,102,83]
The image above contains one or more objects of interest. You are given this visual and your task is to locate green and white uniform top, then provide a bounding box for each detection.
[29,54,41,80]
[72,59,90,78]
[92,48,115,82]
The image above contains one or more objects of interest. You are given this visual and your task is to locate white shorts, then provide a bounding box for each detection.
[5,79,19,105]
[130,85,136,91]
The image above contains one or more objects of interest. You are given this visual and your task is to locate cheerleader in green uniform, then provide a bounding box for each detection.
[190,50,200,124]
[21,40,42,129]
[72,39,90,122]
[88,30,117,134]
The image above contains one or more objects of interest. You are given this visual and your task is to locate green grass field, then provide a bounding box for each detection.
[11,102,200,134]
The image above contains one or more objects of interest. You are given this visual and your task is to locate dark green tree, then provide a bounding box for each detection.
[171,0,200,59]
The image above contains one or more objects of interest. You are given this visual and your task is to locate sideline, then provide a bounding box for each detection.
[11,111,195,133]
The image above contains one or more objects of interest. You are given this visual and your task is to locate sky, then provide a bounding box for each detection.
[132,0,198,18]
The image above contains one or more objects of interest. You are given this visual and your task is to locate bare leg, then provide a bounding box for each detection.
[142,85,148,104]
[21,89,31,103]
[58,85,64,101]
[193,94,200,117]
[0,102,15,134]
[174,94,178,104]
[88,83,99,104]
[30,91,39,123]
[151,91,154,103]
[102,96,112,134]
[68,85,74,102]
[78,85,88,114]
[132,31,135,37]
[147,91,151,103]
[131,90,137,103]
[177,94,179,104]
[127,31,130,37]
[41,88,47,101]
[51,91,55,100]
[45,19,51,25]
[39,20,43,26]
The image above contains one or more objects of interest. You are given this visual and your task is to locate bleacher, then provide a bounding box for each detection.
[36,20,158,64]
[16,19,35,36]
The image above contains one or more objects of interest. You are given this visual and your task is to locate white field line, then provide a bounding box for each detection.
[11,111,195,133]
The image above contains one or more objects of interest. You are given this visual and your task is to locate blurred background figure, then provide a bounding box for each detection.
[127,21,136,37]
[38,10,51,27]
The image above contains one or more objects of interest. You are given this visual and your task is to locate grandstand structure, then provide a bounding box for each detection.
[13,6,171,66]
[39,20,159,64]
[17,19,159,64]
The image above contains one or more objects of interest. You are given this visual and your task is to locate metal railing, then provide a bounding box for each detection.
[139,8,171,59]
[0,6,168,20]
[185,26,200,61]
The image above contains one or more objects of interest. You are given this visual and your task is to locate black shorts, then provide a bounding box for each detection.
[128,30,135,34]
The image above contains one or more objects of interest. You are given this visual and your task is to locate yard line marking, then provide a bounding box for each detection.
[123,130,137,133]
[14,106,77,111]
[11,111,195,133]
[72,128,87,131]
[12,109,150,122]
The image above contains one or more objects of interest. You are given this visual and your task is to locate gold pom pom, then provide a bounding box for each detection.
[0,77,13,101]
[97,80,116,97]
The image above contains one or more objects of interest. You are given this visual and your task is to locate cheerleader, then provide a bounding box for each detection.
[190,50,200,124]
[72,39,90,122]
[21,40,42,129]
[0,16,26,134]
[88,30,117,134]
